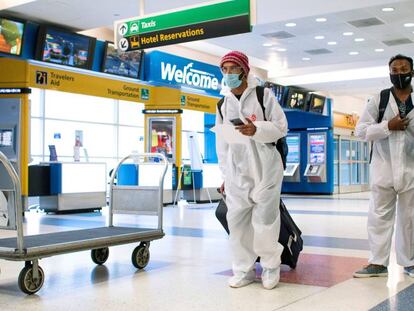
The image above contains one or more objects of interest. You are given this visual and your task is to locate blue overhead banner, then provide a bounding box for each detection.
[144,51,223,96]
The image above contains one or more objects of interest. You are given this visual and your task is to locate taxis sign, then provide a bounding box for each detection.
[114,0,251,51]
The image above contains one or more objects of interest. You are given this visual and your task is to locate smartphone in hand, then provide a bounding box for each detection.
[230,118,244,126]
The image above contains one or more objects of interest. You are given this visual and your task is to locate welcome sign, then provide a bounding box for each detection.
[144,51,223,96]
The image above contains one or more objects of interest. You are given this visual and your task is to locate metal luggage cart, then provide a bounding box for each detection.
[0,152,167,294]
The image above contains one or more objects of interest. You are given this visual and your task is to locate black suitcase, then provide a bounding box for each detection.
[215,197,303,269]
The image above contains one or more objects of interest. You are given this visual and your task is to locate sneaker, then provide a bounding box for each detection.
[228,270,256,288]
[261,267,280,290]
[353,264,388,278]
[404,266,414,278]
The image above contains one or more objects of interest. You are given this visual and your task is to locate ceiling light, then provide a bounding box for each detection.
[302,57,311,61]
[382,7,395,12]
[343,32,354,36]
[327,41,337,45]
[314,35,325,40]
[263,43,273,47]
[316,17,327,22]
[354,38,365,42]
[285,22,297,27]
[349,51,359,55]
[404,23,414,28]
[375,48,384,52]
[276,48,287,52]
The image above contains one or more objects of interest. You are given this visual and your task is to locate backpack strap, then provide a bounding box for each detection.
[378,88,391,123]
[369,88,391,163]
[217,97,224,120]
[255,86,266,120]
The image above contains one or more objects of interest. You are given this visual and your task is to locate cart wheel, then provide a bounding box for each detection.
[18,264,44,295]
[91,247,110,265]
[132,243,150,269]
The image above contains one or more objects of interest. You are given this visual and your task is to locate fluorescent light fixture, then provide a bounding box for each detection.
[285,22,297,27]
[382,7,394,12]
[343,32,354,36]
[404,23,414,27]
[314,35,325,40]
[263,43,273,47]
[316,17,327,22]
[327,41,337,45]
[270,65,388,84]
[375,48,384,52]
[302,57,311,61]
[276,48,287,52]
[349,51,359,55]
[354,38,365,42]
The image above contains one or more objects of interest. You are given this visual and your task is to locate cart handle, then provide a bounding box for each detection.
[108,153,168,228]
[0,151,24,252]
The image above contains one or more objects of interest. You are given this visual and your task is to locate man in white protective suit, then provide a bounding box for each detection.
[354,54,414,278]
[215,51,288,289]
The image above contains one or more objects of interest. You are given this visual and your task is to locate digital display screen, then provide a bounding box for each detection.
[102,42,143,79]
[0,17,24,56]
[0,129,13,147]
[287,90,307,110]
[264,82,286,105]
[37,27,95,69]
[309,134,325,164]
[286,134,300,163]
[310,94,326,114]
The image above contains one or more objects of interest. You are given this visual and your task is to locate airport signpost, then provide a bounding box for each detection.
[114,0,252,51]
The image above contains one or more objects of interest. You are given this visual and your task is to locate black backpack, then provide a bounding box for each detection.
[369,88,391,163]
[217,86,288,169]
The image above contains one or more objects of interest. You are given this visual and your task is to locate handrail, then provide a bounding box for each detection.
[109,153,168,230]
[0,151,24,252]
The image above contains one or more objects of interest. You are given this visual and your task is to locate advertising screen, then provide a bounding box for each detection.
[102,42,143,79]
[36,26,95,69]
[309,94,326,114]
[0,17,25,56]
[286,89,308,111]
[286,134,300,163]
[148,118,175,162]
[264,82,286,105]
[309,133,326,164]
[0,129,13,147]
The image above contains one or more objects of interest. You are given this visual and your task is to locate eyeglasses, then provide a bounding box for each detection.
[220,66,242,74]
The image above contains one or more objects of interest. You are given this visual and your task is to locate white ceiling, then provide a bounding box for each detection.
[3,0,414,98]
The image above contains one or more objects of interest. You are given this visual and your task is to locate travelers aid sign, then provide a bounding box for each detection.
[145,51,223,96]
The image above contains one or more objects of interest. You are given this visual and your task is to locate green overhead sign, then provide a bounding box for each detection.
[115,0,251,51]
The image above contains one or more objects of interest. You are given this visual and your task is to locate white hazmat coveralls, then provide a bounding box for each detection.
[215,86,287,274]
[355,91,414,267]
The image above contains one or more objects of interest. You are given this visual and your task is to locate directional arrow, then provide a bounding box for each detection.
[119,38,129,51]
[118,23,128,36]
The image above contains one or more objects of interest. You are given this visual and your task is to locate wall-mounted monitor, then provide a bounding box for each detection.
[0,16,25,56]
[35,26,96,69]
[264,82,286,105]
[285,88,308,111]
[101,42,143,79]
[308,94,326,114]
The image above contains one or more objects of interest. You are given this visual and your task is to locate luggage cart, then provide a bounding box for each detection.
[0,152,167,294]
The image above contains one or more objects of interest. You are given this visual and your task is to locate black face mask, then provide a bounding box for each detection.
[390,72,413,89]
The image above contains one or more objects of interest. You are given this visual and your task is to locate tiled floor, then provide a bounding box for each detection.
[0,193,413,310]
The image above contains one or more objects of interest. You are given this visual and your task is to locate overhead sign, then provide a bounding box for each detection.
[114,0,251,50]
[144,51,223,96]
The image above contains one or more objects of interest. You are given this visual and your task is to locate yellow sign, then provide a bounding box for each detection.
[179,92,219,114]
[334,112,359,129]
[28,64,153,103]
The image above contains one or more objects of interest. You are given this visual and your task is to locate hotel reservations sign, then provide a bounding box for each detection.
[114,0,252,51]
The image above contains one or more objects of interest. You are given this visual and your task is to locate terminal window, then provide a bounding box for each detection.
[0,129,13,147]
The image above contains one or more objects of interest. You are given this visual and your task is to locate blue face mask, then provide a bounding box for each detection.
[223,73,242,89]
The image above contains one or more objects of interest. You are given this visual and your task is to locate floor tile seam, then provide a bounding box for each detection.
[271,286,330,311]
